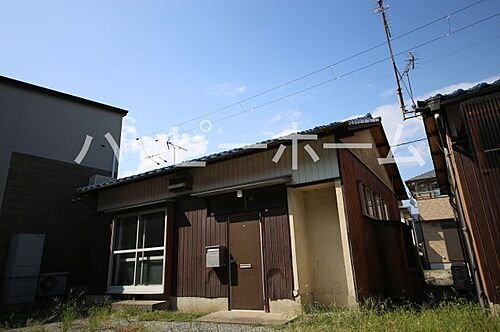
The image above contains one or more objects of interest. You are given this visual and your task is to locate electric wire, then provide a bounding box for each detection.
[131,25,500,166]
[174,11,500,136]
[135,0,492,140]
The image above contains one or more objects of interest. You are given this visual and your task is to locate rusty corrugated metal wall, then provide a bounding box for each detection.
[339,149,424,301]
[450,93,500,304]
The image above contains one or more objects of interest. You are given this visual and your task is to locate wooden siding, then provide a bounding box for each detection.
[172,196,293,300]
[262,208,294,300]
[97,134,340,212]
[454,95,500,304]
[173,197,229,298]
[450,144,500,303]
[0,152,110,288]
[338,149,424,301]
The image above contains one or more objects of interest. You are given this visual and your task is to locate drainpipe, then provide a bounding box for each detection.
[435,113,487,310]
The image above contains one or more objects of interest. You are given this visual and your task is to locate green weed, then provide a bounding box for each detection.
[286,301,500,332]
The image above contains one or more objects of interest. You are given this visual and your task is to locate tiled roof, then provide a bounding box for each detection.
[417,79,500,108]
[78,115,379,193]
[406,170,436,182]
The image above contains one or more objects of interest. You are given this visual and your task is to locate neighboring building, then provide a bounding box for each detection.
[78,115,423,313]
[406,170,465,270]
[417,80,500,311]
[0,75,127,303]
[399,206,424,266]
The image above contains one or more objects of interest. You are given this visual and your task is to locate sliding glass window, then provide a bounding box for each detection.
[108,209,166,294]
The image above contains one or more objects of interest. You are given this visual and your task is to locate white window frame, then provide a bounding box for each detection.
[107,208,167,294]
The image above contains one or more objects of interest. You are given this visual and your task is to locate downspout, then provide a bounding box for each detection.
[434,112,487,310]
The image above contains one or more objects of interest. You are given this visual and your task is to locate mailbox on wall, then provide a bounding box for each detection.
[205,245,227,268]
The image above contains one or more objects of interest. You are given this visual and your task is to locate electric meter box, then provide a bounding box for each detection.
[205,245,226,268]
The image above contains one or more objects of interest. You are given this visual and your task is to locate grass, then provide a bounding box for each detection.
[0,306,52,329]
[87,305,111,331]
[3,296,497,331]
[285,301,500,332]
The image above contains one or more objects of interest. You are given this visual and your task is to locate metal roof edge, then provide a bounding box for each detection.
[0,75,128,116]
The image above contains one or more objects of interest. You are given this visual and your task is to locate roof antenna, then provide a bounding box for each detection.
[166,137,188,165]
[376,0,419,120]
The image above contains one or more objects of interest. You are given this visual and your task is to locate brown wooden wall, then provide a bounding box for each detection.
[451,144,500,304]
[449,95,500,304]
[173,197,229,298]
[338,149,424,301]
[97,134,341,212]
[262,208,294,300]
[0,152,110,289]
[172,196,293,300]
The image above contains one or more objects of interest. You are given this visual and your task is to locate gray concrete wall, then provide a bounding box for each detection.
[0,80,125,212]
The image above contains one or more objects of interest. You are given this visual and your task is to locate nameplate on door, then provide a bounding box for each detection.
[239,263,252,269]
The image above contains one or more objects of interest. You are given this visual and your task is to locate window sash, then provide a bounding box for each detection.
[107,208,167,294]
[359,182,390,221]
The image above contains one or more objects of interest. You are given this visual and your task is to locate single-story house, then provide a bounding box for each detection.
[78,115,423,312]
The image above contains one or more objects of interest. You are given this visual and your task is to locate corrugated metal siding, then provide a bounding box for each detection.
[262,208,294,300]
[97,135,340,212]
[449,95,500,304]
[339,149,424,301]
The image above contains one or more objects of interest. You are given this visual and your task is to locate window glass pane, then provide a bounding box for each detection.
[359,183,367,215]
[114,216,138,250]
[374,195,382,220]
[136,250,164,285]
[111,253,135,286]
[365,188,374,217]
[139,211,165,249]
[383,200,389,220]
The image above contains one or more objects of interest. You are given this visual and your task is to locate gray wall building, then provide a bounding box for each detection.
[0,75,127,299]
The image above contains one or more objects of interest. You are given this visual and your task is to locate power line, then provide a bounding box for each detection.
[136,0,491,140]
[121,30,500,166]
[173,11,500,136]
[391,137,428,147]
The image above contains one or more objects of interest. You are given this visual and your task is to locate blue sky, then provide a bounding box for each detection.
[1,0,499,181]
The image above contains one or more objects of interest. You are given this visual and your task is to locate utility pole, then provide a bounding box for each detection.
[376,0,407,115]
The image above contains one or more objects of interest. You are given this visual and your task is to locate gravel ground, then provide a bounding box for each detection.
[13,319,273,331]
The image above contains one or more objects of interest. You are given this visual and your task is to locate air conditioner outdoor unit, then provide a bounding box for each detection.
[37,272,68,297]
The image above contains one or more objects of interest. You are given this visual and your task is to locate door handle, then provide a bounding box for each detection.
[239,263,252,269]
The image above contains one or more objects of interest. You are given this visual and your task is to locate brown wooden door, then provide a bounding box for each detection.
[229,212,265,310]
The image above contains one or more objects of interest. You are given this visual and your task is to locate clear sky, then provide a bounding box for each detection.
[1,0,499,181]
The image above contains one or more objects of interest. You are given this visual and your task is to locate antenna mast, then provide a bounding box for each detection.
[376,0,407,116]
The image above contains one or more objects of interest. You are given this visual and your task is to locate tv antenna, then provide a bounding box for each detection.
[376,0,419,120]
[158,137,187,165]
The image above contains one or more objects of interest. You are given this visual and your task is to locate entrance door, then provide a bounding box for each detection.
[229,212,265,310]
